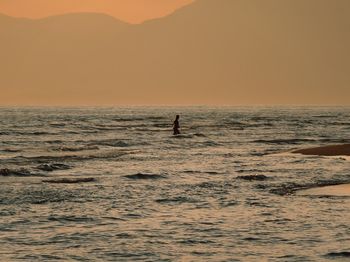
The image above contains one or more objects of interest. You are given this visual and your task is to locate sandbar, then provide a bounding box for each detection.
[293,144,350,156]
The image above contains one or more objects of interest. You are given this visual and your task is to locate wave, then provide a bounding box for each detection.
[113,116,167,122]
[16,151,128,163]
[183,170,220,175]
[236,169,275,173]
[171,134,194,139]
[88,139,130,147]
[0,168,44,177]
[42,177,95,184]
[36,163,71,172]
[124,173,166,180]
[193,133,206,137]
[324,251,350,258]
[253,138,315,145]
[1,148,22,153]
[0,187,88,205]
[268,179,350,196]
[52,145,99,152]
[237,175,269,181]
[47,215,95,222]
[155,196,197,204]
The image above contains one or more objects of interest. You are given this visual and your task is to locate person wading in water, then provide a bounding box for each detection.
[173,115,180,135]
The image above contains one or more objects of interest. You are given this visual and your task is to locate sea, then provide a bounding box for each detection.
[0,106,349,261]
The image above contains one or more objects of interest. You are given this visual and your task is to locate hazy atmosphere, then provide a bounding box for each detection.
[1,0,350,105]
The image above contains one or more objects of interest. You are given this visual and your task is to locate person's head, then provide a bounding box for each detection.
[176,115,179,120]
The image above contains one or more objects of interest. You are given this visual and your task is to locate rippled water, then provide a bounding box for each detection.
[0,107,349,261]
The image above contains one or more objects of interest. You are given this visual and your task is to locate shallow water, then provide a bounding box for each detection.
[0,106,349,261]
[297,184,350,197]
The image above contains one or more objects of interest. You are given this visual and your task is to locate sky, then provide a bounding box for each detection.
[0,0,194,23]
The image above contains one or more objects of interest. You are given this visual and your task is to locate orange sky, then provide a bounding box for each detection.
[0,0,194,23]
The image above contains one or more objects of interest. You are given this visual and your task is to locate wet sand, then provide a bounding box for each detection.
[293,144,350,156]
[296,184,350,197]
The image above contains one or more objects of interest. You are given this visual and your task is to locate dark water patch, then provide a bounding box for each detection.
[246,200,271,208]
[253,138,315,145]
[0,168,44,177]
[49,122,66,127]
[171,134,194,139]
[11,131,57,136]
[195,181,222,189]
[53,145,99,152]
[156,196,198,204]
[193,133,206,137]
[113,116,167,122]
[89,139,130,147]
[1,148,22,153]
[46,140,64,144]
[19,254,64,260]
[18,155,81,164]
[243,237,261,241]
[114,232,134,238]
[42,177,96,184]
[102,217,126,222]
[113,117,145,122]
[103,251,156,259]
[264,218,293,224]
[48,215,95,223]
[177,238,215,245]
[184,181,235,196]
[237,175,269,181]
[220,200,239,207]
[277,254,306,260]
[318,138,350,144]
[202,141,221,147]
[18,151,128,163]
[124,173,166,180]
[0,188,85,205]
[183,170,220,175]
[0,209,16,216]
[312,115,337,118]
[90,125,126,131]
[37,163,71,172]
[191,251,214,256]
[206,171,220,175]
[236,169,274,174]
[183,170,198,174]
[269,179,350,196]
[124,213,143,218]
[324,251,350,258]
[250,152,267,156]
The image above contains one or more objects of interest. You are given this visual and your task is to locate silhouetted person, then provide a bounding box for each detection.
[173,115,180,135]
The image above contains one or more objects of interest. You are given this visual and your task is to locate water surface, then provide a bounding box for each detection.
[0,107,349,261]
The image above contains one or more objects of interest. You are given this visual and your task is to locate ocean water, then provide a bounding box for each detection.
[0,106,349,261]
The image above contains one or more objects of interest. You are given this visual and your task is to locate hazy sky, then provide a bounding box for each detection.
[0,0,194,23]
[0,0,349,106]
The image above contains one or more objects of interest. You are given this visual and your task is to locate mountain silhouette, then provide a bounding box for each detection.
[1,0,349,105]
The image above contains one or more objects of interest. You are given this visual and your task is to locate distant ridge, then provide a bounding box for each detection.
[0,0,349,105]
